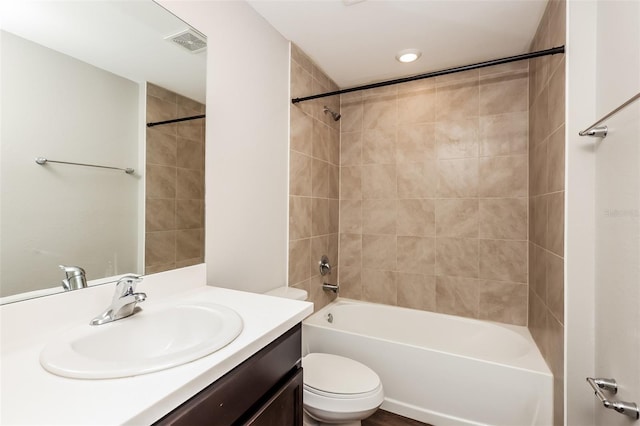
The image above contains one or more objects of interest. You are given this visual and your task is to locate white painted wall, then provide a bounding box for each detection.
[157,1,290,293]
[566,1,640,424]
[0,31,140,297]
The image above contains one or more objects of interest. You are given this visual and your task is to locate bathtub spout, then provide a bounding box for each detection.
[322,283,339,294]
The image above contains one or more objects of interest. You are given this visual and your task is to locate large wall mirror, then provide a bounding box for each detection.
[0,0,206,303]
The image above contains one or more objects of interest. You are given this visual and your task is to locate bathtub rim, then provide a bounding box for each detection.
[304,297,552,377]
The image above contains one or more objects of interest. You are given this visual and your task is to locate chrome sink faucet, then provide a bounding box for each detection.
[59,265,87,291]
[90,274,146,326]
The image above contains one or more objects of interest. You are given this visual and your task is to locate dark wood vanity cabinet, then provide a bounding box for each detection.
[154,324,303,426]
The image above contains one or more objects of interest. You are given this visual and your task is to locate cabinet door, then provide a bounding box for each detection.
[242,368,303,426]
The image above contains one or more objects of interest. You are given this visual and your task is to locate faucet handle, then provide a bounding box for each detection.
[113,274,143,298]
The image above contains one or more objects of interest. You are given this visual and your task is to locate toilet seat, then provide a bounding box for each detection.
[302,353,384,418]
[303,353,381,395]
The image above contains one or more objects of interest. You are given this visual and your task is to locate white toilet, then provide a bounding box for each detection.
[264,287,384,426]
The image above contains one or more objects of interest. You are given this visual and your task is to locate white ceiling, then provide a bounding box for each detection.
[248,0,549,88]
[0,1,207,103]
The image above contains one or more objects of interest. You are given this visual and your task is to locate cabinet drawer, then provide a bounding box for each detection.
[155,324,301,426]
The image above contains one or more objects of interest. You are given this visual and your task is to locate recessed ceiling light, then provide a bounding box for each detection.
[396,49,422,63]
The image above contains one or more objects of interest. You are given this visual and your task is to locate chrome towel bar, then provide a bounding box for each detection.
[35,157,135,174]
[579,92,640,138]
[586,377,639,420]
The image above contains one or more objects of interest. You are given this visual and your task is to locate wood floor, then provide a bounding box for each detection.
[362,410,431,426]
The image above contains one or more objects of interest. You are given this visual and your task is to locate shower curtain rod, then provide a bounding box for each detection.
[291,46,565,104]
[146,114,205,128]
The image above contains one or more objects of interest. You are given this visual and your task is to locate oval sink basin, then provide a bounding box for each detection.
[40,302,243,379]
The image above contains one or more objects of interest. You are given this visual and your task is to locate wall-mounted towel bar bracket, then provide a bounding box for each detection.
[579,92,640,138]
[586,377,639,420]
[35,157,135,174]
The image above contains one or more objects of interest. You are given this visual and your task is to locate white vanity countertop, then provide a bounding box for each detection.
[0,265,313,425]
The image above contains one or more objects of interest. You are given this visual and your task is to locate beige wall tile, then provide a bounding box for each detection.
[291,61,313,100]
[362,234,396,270]
[479,61,528,77]
[530,139,548,196]
[340,132,362,166]
[435,119,479,159]
[310,235,328,277]
[547,191,564,256]
[311,198,330,236]
[329,199,339,234]
[435,199,479,238]
[290,106,313,156]
[479,198,528,240]
[329,164,340,199]
[479,239,528,283]
[362,164,397,199]
[340,200,362,234]
[436,238,479,278]
[291,43,313,73]
[397,236,435,275]
[329,128,341,166]
[146,198,175,232]
[479,73,528,116]
[397,123,436,163]
[437,158,479,197]
[289,196,312,240]
[479,112,528,157]
[528,289,549,356]
[176,199,203,230]
[340,99,363,133]
[176,169,204,199]
[531,243,547,300]
[290,151,312,196]
[397,161,437,198]
[312,121,331,162]
[547,250,564,324]
[530,87,548,147]
[289,238,310,285]
[340,166,362,200]
[397,273,436,311]
[548,60,565,133]
[436,82,479,121]
[363,94,397,129]
[146,231,175,267]
[397,88,436,124]
[175,257,204,269]
[312,158,329,198]
[530,195,548,248]
[547,125,565,192]
[363,128,396,165]
[148,83,177,103]
[397,199,435,237]
[363,199,397,234]
[436,276,479,318]
[479,280,527,325]
[479,155,527,197]
[147,95,177,124]
[339,233,362,268]
[177,137,204,170]
[309,274,337,311]
[147,164,176,199]
[177,116,203,142]
[339,267,362,299]
[328,233,339,268]
[176,229,203,261]
[147,129,177,166]
[362,269,397,305]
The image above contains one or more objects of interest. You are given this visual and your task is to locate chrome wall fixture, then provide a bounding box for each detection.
[586,377,639,420]
[35,157,135,174]
[579,92,640,138]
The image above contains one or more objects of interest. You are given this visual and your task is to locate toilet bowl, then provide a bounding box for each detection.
[263,286,384,426]
[302,353,384,426]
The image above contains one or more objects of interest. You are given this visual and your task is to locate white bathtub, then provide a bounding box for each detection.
[302,299,552,426]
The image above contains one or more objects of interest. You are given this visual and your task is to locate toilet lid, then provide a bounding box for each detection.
[302,353,381,395]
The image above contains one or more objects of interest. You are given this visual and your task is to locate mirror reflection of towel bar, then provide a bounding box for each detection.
[35,157,135,174]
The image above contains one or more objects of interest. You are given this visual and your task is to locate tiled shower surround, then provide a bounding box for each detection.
[528,0,565,424]
[337,64,530,325]
[145,83,205,273]
[288,45,340,310]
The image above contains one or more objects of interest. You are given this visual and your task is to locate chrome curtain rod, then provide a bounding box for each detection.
[146,114,205,128]
[579,92,640,138]
[291,46,565,104]
[35,157,135,174]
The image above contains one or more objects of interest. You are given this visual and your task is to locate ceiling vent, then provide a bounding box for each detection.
[165,29,206,54]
